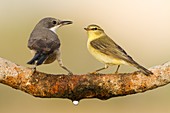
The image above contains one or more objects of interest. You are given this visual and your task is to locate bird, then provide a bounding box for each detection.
[27,17,73,75]
[84,24,153,75]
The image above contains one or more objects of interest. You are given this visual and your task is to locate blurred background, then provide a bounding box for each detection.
[0,0,170,113]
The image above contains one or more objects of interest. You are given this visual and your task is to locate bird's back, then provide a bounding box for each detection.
[28,28,60,54]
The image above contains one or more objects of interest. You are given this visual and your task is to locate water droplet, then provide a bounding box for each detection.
[72,100,79,106]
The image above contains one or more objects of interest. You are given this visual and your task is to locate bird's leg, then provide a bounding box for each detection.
[31,64,37,73]
[56,50,73,75]
[58,60,73,75]
[91,65,109,74]
[115,65,120,74]
[33,65,37,70]
[61,65,73,75]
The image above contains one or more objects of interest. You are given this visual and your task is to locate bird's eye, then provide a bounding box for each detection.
[52,21,57,25]
[92,28,98,30]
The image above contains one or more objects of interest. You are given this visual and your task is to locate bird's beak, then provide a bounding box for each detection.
[59,20,73,25]
[84,28,89,31]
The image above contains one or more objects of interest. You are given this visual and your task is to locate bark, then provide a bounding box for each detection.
[0,57,169,101]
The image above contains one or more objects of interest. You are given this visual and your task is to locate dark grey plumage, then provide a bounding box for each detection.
[27,17,73,75]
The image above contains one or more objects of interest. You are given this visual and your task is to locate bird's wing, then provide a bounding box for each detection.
[28,29,60,54]
[90,36,134,64]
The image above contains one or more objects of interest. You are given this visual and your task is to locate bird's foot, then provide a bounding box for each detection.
[68,72,73,75]
[114,71,118,74]
[31,66,37,73]
[88,71,101,75]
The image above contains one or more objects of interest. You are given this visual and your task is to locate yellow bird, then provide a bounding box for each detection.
[84,24,153,75]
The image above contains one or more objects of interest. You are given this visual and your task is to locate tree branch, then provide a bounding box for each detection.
[0,57,169,102]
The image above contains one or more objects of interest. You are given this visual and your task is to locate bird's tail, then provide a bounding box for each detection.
[36,54,48,65]
[27,52,48,66]
[132,62,153,76]
[27,52,41,65]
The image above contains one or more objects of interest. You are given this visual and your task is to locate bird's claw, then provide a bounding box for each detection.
[114,71,118,74]
[88,71,100,75]
[31,66,37,74]
[68,72,73,75]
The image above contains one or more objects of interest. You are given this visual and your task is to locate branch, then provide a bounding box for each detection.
[0,57,169,102]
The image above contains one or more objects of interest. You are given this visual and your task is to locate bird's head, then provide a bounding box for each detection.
[84,24,105,39]
[36,17,73,32]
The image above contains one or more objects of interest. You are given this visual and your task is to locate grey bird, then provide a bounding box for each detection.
[27,17,73,75]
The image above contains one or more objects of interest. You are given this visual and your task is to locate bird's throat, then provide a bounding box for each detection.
[50,26,60,33]
[87,32,105,42]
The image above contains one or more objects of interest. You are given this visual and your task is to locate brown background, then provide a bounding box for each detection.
[0,0,170,113]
